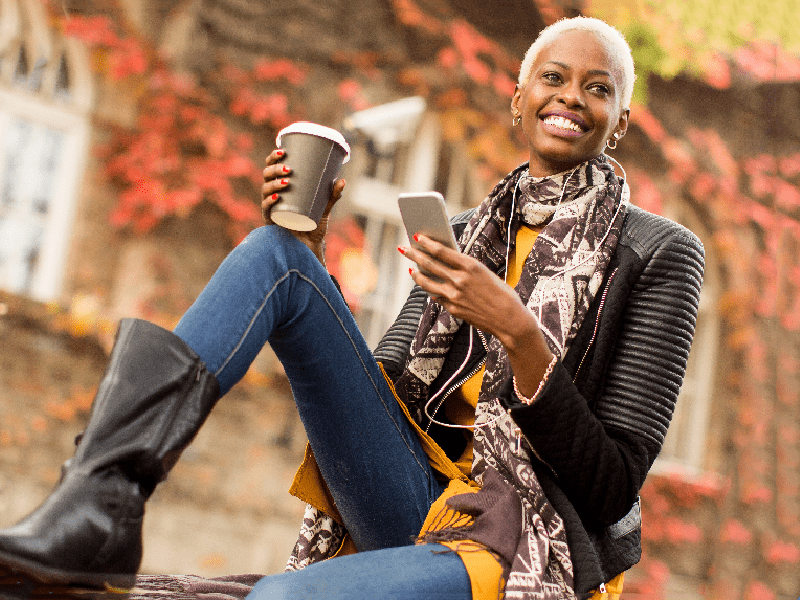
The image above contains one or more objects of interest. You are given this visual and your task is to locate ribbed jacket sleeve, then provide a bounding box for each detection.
[372,285,428,380]
[507,211,704,529]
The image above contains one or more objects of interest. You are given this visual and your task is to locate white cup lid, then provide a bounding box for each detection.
[276,122,350,163]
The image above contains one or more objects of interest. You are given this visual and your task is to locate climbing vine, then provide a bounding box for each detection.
[626,108,800,597]
[57,10,309,242]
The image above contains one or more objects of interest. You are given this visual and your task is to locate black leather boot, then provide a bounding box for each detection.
[0,319,220,589]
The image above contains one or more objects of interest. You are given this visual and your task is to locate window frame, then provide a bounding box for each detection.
[342,99,481,349]
[0,0,92,301]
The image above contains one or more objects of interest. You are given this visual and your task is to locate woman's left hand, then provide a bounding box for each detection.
[400,234,555,399]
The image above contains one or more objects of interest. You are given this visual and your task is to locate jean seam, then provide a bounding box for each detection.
[214,270,292,379]
[295,270,432,482]
[215,267,433,484]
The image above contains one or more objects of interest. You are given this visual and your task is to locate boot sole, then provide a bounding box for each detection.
[0,549,135,591]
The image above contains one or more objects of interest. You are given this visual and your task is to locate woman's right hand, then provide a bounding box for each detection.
[261,148,292,224]
[261,149,345,265]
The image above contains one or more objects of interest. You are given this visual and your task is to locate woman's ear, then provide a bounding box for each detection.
[511,85,522,115]
[615,107,630,140]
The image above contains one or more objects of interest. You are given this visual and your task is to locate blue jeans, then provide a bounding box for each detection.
[247,544,470,600]
[173,226,469,598]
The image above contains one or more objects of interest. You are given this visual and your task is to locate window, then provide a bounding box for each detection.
[341,97,479,348]
[0,0,91,301]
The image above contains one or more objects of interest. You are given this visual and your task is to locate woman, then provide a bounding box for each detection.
[0,16,703,600]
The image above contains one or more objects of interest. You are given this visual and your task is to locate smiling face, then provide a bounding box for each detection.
[511,29,630,177]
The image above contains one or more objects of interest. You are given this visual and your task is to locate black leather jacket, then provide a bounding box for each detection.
[373,204,704,593]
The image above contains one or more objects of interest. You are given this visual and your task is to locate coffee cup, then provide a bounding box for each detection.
[271,122,351,231]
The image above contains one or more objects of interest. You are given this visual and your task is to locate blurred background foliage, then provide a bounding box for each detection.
[589,0,800,102]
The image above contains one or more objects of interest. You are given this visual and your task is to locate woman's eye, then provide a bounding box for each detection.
[590,83,610,95]
[542,72,562,84]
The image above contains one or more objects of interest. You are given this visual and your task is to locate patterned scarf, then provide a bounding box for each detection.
[395,155,627,402]
[397,155,628,599]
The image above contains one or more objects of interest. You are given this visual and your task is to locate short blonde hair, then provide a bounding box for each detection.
[518,16,636,109]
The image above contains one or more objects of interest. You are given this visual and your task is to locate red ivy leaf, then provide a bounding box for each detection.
[253,58,309,85]
[493,72,517,97]
[224,155,256,178]
[779,154,800,177]
[438,47,459,69]
[630,107,668,143]
[775,180,800,210]
[664,516,703,544]
[720,518,753,544]
[62,15,119,46]
[765,540,800,564]
[109,39,148,80]
[703,53,732,89]
[744,580,776,600]
[389,0,444,34]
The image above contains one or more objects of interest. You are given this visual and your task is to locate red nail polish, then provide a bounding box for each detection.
[413,234,420,242]
[281,178,289,185]
[397,246,406,254]
[409,267,414,276]
[270,193,278,200]
[276,150,285,157]
[282,165,290,173]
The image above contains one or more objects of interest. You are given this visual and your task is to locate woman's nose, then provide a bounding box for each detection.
[557,83,585,107]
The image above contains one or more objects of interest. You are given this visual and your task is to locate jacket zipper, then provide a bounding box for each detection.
[424,328,488,433]
[572,268,617,383]
[425,278,617,479]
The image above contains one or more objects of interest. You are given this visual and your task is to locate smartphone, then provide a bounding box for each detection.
[398,192,458,252]
[398,192,458,280]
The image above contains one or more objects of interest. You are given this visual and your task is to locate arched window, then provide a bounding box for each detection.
[0,0,91,301]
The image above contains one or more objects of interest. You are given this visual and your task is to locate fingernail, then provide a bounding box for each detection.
[413,234,420,242]
[270,193,278,200]
[397,246,406,254]
[409,267,414,276]
[276,150,285,157]
[282,165,290,173]
[280,179,289,185]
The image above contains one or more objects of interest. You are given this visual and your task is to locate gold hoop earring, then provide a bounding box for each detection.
[606,137,618,150]
[513,115,521,126]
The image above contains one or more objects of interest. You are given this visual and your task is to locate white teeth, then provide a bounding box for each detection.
[543,115,583,132]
